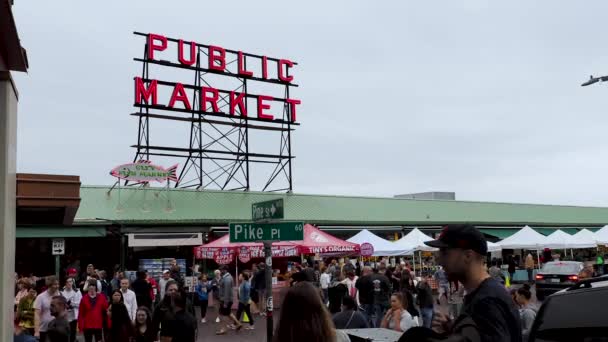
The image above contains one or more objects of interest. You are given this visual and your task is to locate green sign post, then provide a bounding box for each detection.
[229,221,304,243]
[252,198,284,221]
[243,198,297,342]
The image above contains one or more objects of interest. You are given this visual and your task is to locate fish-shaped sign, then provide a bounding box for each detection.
[110,160,179,183]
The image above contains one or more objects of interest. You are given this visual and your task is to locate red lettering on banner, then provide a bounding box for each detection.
[201,87,220,112]
[208,46,226,71]
[168,83,191,110]
[286,98,301,122]
[147,34,167,60]
[278,59,294,83]
[178,39,196,66]
[134,77,158,105]
[230,92,247,116]
[262,56,269,79]
[257,95,274,120]
[237,51,253,77]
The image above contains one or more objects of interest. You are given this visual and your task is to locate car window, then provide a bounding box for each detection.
[531,289,608,342]
[540,263,581,274]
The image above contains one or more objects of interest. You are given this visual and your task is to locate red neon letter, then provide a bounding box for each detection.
[147,33,167,60]
[134,77,158,105]
[201,87,220,112]
[278,59,294,83]
[237,51,253,77]
[168,83,191,110]
[208,46,226,71]
[262,56,268,79]
[229,92,247,116]
[257,95,274,120]
[178,39,196,66]
[286,98,301,122]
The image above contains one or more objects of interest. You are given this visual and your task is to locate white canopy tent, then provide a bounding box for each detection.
[496,226,547,249]
[487,241,502,252]
[394,228,437,253]
[572,229,600,247]
[496,226,547,268]
[346,229,410,256]
[595,225,608,245]
[394,228,437,274]
[544,230,586,249]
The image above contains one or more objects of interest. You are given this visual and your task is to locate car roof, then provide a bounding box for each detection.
[543,261,582,265]
[552,275,608,296]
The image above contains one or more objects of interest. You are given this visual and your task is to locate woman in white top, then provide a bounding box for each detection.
[61,277,82,342]
[380,293,417,333]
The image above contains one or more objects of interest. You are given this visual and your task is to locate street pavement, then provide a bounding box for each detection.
[196,306,269,342]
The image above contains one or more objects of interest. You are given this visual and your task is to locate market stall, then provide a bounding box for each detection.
[573,228,599,245]
[394,228,437,274]
[193,224,360,309]
[194,224,360,262]
[346,229,408,256]
[595,225,608,245]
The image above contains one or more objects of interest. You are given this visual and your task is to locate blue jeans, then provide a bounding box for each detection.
[373,304,388,328]
[361,304,374,327]
[421,307,434,328]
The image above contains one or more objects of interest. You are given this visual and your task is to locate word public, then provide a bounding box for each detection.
[134,33,302,122]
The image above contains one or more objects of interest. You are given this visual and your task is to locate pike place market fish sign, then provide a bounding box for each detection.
[110,160,179,183]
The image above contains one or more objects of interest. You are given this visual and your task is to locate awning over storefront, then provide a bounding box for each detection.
[16,226,106,238]
[128,233,203,247]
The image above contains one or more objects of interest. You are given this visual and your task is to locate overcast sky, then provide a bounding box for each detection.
[12,1,608,206]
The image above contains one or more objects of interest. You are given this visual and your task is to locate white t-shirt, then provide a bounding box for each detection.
[33,290,58,332]
[387,309,418,333]
[82,278,102,293]
[121,289,138,321]
[61,288,82,322]
[335,329,351,342]
[320,273,331,289]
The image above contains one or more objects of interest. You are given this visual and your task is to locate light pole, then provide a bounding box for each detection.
[581,75,608,87]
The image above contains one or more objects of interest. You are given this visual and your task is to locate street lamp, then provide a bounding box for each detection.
[581,75,608,87]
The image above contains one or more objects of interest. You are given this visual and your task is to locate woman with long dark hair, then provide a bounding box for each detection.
[274,281,349,342]
[107,289,134,342]
[133,306,155,342]
[380,293,417,333]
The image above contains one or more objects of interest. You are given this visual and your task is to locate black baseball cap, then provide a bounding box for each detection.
[425,224,487,255]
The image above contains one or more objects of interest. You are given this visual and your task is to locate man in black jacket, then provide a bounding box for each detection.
[371,268,391,328]
[423,225,522,342]
[355,266,374,327]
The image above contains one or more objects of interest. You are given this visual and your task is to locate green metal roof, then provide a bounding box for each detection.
[74,186,608,227]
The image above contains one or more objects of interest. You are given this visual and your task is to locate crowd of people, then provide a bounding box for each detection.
[13,225,559,342]
[13,259,197,342]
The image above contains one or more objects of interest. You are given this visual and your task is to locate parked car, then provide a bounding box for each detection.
[529,275,608,341]
[535,261,583,300]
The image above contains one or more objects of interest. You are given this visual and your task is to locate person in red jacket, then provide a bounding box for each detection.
[78,279,108,342]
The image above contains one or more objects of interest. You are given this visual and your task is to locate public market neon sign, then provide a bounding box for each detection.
[134,33,301,122]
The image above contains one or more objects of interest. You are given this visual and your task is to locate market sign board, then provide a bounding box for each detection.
[252,199,284,221]
[230,222,304,243]
[110,160,179,183]
[360,242,374,257]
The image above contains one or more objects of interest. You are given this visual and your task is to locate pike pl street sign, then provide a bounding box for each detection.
[252,198,284,221]
[229,222,304,243]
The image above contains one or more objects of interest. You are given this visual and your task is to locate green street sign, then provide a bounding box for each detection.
[252,199,284,221]
[230,221,304,243]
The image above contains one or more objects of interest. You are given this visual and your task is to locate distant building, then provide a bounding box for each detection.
[394,192,456,200]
